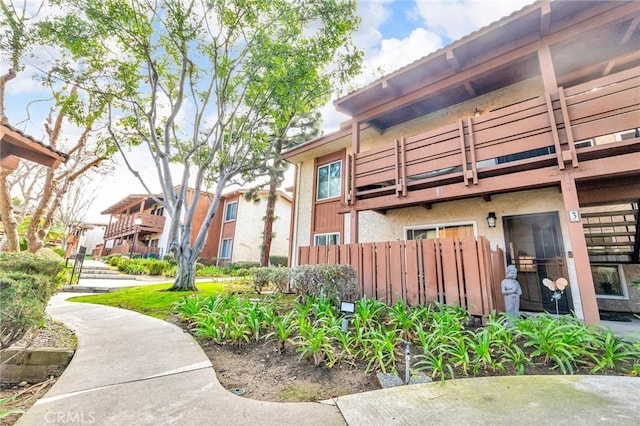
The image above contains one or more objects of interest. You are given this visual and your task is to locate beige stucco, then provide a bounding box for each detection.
[232,195,291,263]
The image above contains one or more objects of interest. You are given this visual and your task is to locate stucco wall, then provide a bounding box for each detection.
[233,196,291,263]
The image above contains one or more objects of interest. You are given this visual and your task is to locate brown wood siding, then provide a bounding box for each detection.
[311,150,345,244]
[347,67,639,212]
[298,236,506,318]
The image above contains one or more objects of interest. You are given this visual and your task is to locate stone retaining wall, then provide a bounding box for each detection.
[0,348,74,384]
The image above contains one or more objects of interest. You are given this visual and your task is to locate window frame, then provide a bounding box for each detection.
[316,160,342,201]
[220,238,233,259]
[591,264,629,300]
[314,232,340,246]
[224,201,238,222]
[404,221,477,240]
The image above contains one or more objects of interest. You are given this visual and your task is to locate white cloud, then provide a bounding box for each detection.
[353,0,395,51]
[357,27,443,87]
[413,0,533,42]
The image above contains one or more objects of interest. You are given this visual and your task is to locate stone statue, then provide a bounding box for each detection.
[501,265,522,319]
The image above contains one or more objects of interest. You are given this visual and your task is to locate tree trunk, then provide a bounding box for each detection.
[0,169,19,251]
[260,137,285,267]
[170,250,198,291]
[260,171,279,267]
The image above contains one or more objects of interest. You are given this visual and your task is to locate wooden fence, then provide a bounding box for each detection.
[298,236,505,318]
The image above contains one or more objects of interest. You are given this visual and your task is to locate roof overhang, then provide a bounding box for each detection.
[0,123,68,170]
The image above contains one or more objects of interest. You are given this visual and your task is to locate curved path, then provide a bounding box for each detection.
[17,292,640,425]
[17,293,344,426]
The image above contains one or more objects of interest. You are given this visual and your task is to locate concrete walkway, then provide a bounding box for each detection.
[17,294,344,426]
[16,276,640,425]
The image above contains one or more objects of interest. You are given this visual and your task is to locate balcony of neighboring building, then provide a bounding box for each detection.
[103,213,166,240]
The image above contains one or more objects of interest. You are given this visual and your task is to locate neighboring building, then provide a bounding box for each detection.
[98,188,292,264]
[67,222,108,254]
[0,123,67,170]
[207,190,292,264]
[284,1,640,324]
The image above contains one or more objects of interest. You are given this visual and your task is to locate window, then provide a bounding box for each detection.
[316,160,341,200]
[314,233,340,246]
[406,223,476,240]
[220,238,233,259]
[591,265,628,299]
[224,201,237,222]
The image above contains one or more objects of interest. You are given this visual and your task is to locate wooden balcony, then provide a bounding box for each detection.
[345,67,640,212]
[110,243,161,257]
[103,213,166,240]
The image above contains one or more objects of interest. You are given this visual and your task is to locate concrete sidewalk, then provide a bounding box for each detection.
[17,292,640,425]
[17,294,344,426]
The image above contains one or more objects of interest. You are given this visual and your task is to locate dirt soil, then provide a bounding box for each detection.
[198,336,380,402]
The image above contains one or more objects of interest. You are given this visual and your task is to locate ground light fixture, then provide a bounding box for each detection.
[487,212,497,228]
[340,301,356,332]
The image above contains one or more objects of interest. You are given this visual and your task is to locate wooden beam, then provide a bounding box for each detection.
[381,79,401,97]
[620,17,639,45]
[482,194,492,203]
[463,81,476,97]
[539,2,551,36]
[446,50,461,71]
[560,174,600,325]
[421,203,432,210]
[0,154,19,170]
[0,143,60,168]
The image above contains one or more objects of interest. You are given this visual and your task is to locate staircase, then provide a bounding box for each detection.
[62,260,140,293]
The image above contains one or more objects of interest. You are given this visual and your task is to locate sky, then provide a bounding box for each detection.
[4,0,534,222]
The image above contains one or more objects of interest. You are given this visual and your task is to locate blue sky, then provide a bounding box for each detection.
[4,0,534,221]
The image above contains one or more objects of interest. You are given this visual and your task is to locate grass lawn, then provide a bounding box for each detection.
[68,282,238,319]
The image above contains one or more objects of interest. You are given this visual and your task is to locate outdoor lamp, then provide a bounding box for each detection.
[486,212,497,228]
[340,301,356,332]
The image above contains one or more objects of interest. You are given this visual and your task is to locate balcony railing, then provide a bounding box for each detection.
[110,243,161,257]
[103,213,166,240]
[345,66,639,209]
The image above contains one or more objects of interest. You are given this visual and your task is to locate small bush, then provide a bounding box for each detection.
[0,251,64,277]
[232,261,261,270]
[269,256,288,267]
[290,264,357,303]
[163,253,176,264]
[196,265,225,277]
[52,247,66,257]
[0,269,59,349]
[251,266,291,294]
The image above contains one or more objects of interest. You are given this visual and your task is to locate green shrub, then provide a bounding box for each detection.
[0,251,64,277]
[251,267,290,294]
[196,265,225,277]
[232,261,260,270]
[52,247,66,258]
[269,256,288,267]
[163,253,176,264]
[290,264,357,303]
[0,270,58,349]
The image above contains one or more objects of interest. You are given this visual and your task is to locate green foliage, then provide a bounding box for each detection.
[251,266,290,294]
[269,256,288,267]
[40,0,362,291]
[0,269,59,349]
[0,251,64,277]
[0,393,25,419]
[52,247,66,257]
[290,264,357,304]
[70,282,229,319]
